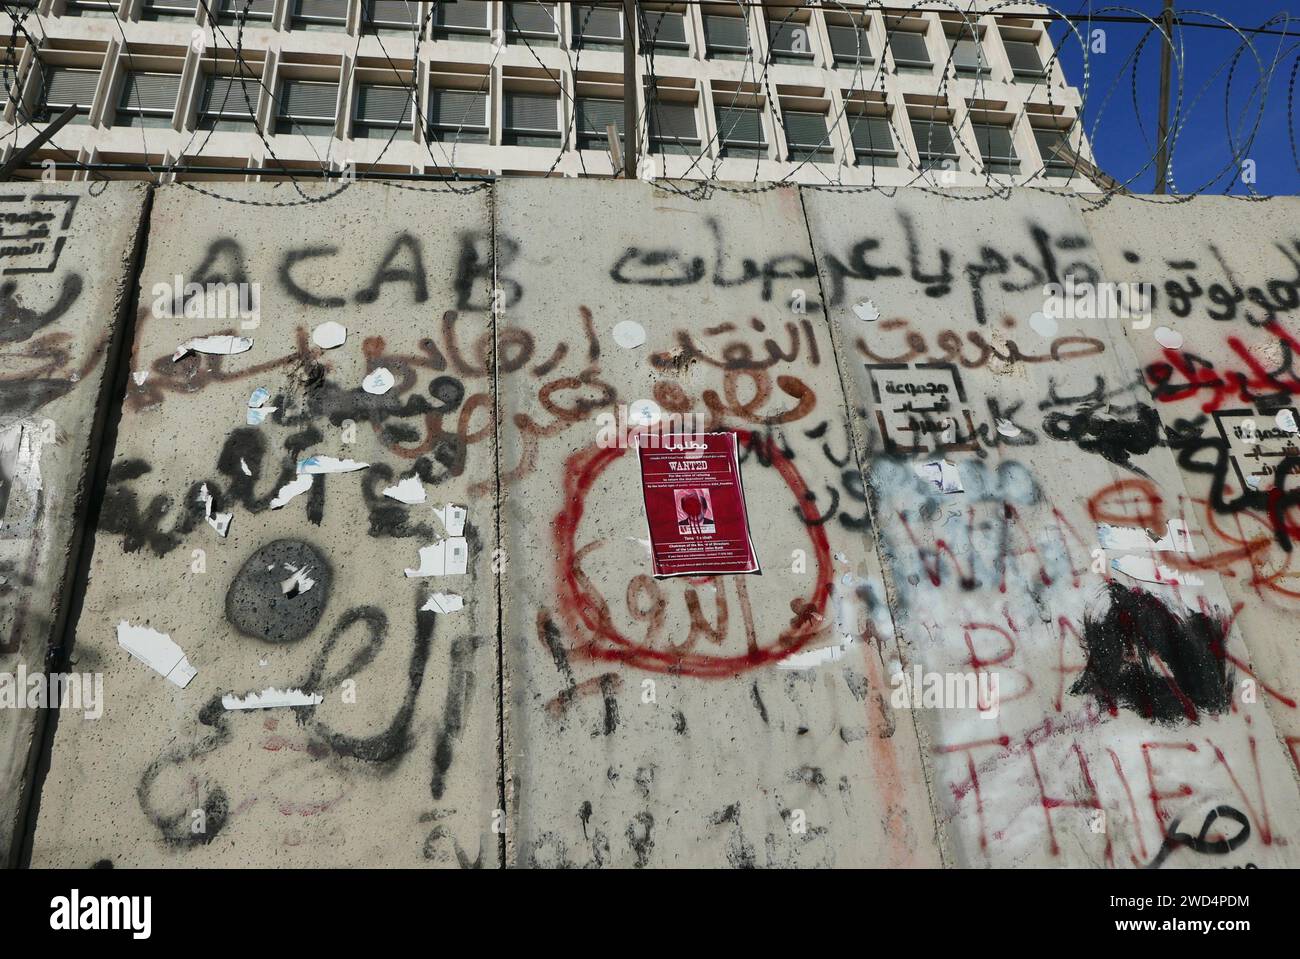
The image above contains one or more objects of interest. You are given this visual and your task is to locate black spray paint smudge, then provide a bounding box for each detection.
[1071,582,1234,725]
[1042,401,1163,474]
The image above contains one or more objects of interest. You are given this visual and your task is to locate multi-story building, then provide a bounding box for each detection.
[0,1,1093,185]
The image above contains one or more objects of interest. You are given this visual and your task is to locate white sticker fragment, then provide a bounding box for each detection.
[247,406,277,426]
[172,335,254,362]
[914,460,963,494]
[281,564,315,597]
[312,321,347,349]
[852,300,881,323]
[1097,519,1193,553]
[1112,555,1203,587]
[383,475,426,504]
[1278,409,1299,434]
[363,367,395,395]
[404,538,469,577]
[431,503,467,536]
[248,387,269,408]
[778,634,857,670]
[222,687,324,710]
[132,370,149,386]
[197,482,232,537]
[421,592,464,614]
[1154,326,1184,350]
[240,458,252,477]
[1029,311,1059,338]
[627,398,661,427]
[297,455,369,474]
[995,418,1022,438]
[117,621,197,688]
[270,473,313,509]
[612,321,647,349]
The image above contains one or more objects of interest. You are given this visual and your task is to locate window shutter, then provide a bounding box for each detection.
[435,0,488,29]
[952,37,985,72]
[767,19,811,56]
[642,10,686,45]
[576,98,623,136]
[910,118,954,155]
[1033,127,1070,163]
[429,88,487,128]
[503,91,558,131]
[890,31,929,64]
[121,72,180,112]
[973,124,1014,160]
[221,0,275,17]
[297,0,349,20]
[704,14,748,52]
[828,24,871,63]
[368,0,418,25]
[1005,40,1045,75]
[849,115,893,153]
[280,79,337,119]
[506,2,557,35]
[648,100,696,140]
[783,111,827,149]
[716,105,764,145]
[145,0,197,13]
[357,85,411,124]
[205,75,258,116]
[42,67,99,109]
[574,4,621,41]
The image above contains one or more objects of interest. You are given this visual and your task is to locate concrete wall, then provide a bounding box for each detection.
[5,180,1299,868]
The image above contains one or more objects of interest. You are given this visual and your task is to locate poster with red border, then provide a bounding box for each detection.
[635,431,761,578]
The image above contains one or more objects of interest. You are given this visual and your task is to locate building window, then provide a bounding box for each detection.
[1005,39,1047,80]
[848,114,897,166]
[703,13,749,60]
[572,4,622,51]
[827,22,872,68]
[950,32,990,78]
[35,66,98,124]
[1033,126,1074,176]
[292,0,348,31]
[432,0,490,39]
[640,8,688,57]
[909,117,957,170]
[715,103,765,158]
[501,90,560,145]
[575,96,623,150]
[783,110,831,162]
[767,16,814,65]
[888,29,931,71]
[198,74,261,132]
[141,0,197,19]
[353,84,413,138]
[505,2,559,46]
[647,97,698,154]
[972,122,1017,174]
[116,71,180,128]
[427,87,488,142]
[64,1,117,17]
[277,78,337,134]
[218,0,275,23]
[364,0,419,33]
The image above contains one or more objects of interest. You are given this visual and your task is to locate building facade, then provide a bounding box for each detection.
[1,1,1092,185]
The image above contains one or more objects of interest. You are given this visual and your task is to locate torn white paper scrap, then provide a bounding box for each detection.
[852,300,880,323]
[239,458,252,477]
[132,370,149,386]
[995,419,1022,438]
[914,460,963,494]
[777,634,857,670]
[281,564,315,597]
[1278,409,1299,434]
[362,367,395,395]
[172,335,254,362]
[1112,555,1203,587]
[383,475,426,504]
[297,455,369,474]
[197,482,232,537]
[247,406,277,426]
[421,592,464,614]
[404,537,469,577]
[1154,326,1184,350]
[222,687,323,710]
[312,321,346,350]
[431,503,466,536]
[612,320,647,349]
[117,621,197,688]
[1097,519,1193,554]
[270,473,313,509]
[248,386,269,408]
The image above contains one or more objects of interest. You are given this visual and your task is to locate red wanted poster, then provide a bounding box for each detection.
[635,432,760,578]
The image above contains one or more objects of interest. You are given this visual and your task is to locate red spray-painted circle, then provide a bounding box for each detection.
[551,429,834,677]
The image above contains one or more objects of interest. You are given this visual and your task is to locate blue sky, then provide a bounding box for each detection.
[1049,1,1300,195]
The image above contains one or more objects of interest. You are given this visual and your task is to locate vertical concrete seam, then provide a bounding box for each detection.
[794,185,953,868]
[489,181,508,870]
[14,182,157,868]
